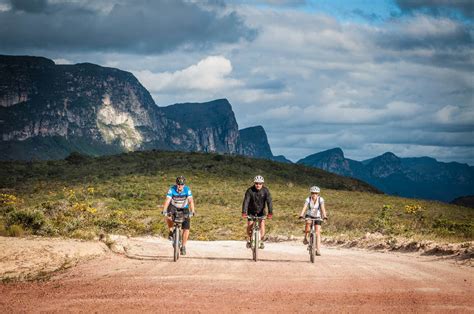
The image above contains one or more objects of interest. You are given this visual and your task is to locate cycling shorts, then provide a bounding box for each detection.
[304,214,322,225]
[167,204,191,230]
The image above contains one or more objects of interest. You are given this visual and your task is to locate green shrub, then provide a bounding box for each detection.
[6,209,45,232]
[8,224,24,237]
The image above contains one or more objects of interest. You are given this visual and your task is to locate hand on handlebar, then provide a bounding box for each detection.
[299,215,304,220]
[323,216,328,221]
[267,213,273,219]
[242,213,248,219]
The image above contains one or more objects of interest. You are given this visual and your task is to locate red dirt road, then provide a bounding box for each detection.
[1,238,473,313]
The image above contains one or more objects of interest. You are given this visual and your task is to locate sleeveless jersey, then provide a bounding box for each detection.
[305,196,324,218]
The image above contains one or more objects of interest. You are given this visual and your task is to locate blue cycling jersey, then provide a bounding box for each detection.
[166,185,192,209]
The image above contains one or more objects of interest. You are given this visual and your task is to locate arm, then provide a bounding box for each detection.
[163,197,171,212]
[300,203,308,217]
[321,202,327,219]
[242,189,250,215]
[188,197,195,214]
[266,189,273,215]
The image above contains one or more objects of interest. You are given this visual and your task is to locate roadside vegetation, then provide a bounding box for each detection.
[0,150,472,243]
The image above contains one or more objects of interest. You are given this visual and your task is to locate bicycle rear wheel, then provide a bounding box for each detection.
[309,232,315,263]
[173,227,180,262]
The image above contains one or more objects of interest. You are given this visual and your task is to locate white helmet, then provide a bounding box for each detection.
[254,175,265,183]
[310,186,320,193]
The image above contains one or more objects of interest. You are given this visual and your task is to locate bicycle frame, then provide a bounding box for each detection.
[248,215,266,262]
[305,217,322,263]
[163,210,191,262]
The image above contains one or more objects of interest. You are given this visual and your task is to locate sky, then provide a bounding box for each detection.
[0,0,473,164]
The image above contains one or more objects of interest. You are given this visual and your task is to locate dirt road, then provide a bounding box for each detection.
[1,237,473,312]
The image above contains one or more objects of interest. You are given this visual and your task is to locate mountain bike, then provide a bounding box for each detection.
[163,210,193,262]
[247,215,266,262]
[303,217,323,263]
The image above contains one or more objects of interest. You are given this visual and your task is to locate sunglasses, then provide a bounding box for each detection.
[177,183,184,186]
[254,182,263,185]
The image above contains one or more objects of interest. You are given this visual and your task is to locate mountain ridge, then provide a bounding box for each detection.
[0,55,286,162]
[298,148,474,202]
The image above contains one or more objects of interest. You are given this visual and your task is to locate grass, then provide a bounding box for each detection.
[0,150,472,243]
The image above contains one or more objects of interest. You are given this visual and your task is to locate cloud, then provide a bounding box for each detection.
[0,0,256,54]
[376,14,473,51]
[134,56,243,93]
[10,0,46,12]
[395,0,474,18]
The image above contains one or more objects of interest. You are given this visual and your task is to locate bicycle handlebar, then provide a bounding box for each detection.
[247,215,266,220]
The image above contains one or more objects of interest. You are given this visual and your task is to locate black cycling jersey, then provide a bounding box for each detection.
[242,186,273,216]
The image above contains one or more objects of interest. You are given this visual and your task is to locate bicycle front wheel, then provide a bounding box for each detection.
[173,228,180,262]
[253,228,259,262]
[309,233,315,263]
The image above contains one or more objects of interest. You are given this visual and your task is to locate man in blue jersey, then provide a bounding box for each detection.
[163,175,195,255]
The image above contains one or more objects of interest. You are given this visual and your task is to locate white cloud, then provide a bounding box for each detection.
[134,56,243,93]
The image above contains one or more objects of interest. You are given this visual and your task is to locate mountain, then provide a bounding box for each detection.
[0,55,288,162]
[298,148,474,202]
[450,195,474,208]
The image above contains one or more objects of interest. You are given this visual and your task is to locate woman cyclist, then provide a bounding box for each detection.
[299,186,328,256]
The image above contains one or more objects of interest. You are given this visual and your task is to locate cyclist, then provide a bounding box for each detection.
[299,186,328,256]
[242,175,273,249]
[163,175,195,256]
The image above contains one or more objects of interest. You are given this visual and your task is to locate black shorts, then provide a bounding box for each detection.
[304,215,322,225]
[167,205,191,230]
[247,211,265,222]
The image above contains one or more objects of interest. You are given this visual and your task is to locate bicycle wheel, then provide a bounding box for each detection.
[309,232,315,263]
[253,227,258,262]
[173,227,180,262]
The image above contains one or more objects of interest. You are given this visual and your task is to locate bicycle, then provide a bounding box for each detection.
[247,215,266,262]
[163,210,193,262]
[301,217,323,263]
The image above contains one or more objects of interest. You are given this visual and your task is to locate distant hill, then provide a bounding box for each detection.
[298,148,474,202]
[0,55,289,163]
[451,196,474,208]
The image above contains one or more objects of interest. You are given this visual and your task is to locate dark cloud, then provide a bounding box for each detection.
[0,0,257,54]
[376,18,472,51]
[395,0,474,18]
[10,0,47,12]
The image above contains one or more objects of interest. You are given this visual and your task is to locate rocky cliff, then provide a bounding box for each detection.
[162,99,240,154]
[298,148,474,202]
[0,55,289,162]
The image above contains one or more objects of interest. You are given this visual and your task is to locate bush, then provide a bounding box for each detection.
[8,224,24,237]
[6,209,45,232]
[65,152,90,165]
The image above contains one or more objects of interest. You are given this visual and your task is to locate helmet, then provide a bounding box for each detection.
[254,175,264,183]
[176,176,186,185]
[310,186,320,193]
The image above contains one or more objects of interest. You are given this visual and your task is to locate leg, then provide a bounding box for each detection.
[182,218,190,246]
[304,221,310,238]
[165,216,173,231]
[315,224,321,252]
[182,229,190,246]
[259,219,266,240]
[247,220,253,240]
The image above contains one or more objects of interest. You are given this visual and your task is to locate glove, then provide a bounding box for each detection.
[267,213,273,219]
[242,213,247,218]
[299,215,304,220]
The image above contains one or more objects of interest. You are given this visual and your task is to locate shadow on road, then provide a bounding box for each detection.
[123,253,308,263]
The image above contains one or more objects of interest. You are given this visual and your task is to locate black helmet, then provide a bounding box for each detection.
[176,175,186,185]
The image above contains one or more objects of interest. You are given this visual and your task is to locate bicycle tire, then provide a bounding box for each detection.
[253,227,258,262]
[310,232,315,263]
[173,227,180,262]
